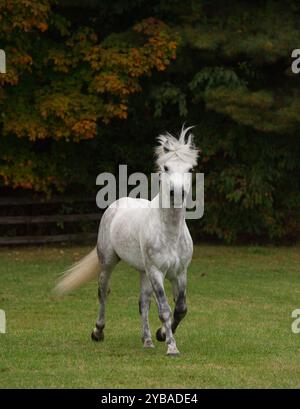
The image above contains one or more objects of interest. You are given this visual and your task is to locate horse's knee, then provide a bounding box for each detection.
[158,306,171,323]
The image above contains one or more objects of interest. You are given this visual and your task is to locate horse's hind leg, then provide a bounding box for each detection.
[139,272,154,348]
[91,246,119,342]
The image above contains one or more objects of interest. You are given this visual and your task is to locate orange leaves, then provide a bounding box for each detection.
[39,94,72,121]
[0,7,179,192]
[92,73,141,96]
[1,0,51,34]
[0,158,58,192]
[84,18,178,123]
[72,119,97,140]
[37,22,48,32]
[0,0,50,86]
[35,91,100,141]
[4,113,48,141]
[93,73,127,95]
[0,50,33,86]
[0,11,178,145]
[133,18,177,69]
[102,103,128,124]
[85,18,177,80]
[18,54,33,66]
[0,67,19,86]
[39,19,176,128]
[46,49,73,73]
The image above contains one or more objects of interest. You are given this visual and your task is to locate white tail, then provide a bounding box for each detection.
[55,247,100,295]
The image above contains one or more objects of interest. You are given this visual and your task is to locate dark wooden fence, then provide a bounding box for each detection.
[0,195,100,245]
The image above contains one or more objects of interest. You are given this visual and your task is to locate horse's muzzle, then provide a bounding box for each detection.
[170,188,186,205]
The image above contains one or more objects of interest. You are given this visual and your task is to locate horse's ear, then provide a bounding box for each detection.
[179,124,195,144]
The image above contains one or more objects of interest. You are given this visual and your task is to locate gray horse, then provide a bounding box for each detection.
[56,126,199,355]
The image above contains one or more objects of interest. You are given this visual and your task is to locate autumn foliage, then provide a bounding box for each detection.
[0,1,177,190]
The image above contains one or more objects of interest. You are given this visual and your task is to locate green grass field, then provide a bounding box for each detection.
[0,244,299,388]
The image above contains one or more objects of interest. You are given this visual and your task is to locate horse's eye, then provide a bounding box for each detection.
[164,166,169,172]
[188,168,193,173]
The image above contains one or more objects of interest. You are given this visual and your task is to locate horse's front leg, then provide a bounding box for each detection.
[171,271,187,334]
[156,271,187,342]
[147,266,179,355]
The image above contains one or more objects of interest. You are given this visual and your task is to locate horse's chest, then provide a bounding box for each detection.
[166,253,183,278]
[151,243,189,276]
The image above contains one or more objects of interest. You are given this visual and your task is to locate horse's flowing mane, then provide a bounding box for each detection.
[155,125,199,167]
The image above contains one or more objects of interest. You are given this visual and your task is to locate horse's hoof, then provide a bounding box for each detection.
[156,328,166,342]
[167,345,180,356]
[91,330,104,342]
[143,339,155,348]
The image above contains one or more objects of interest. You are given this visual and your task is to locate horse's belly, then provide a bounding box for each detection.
[109,208,145,271]
[115,246,145,271]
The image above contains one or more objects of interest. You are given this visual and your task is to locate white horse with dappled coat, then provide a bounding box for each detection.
[55,126,199,355]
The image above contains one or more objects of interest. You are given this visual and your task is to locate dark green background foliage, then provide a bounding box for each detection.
[1,0,300,242]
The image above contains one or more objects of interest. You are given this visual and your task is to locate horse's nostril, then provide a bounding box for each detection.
[170,189,186,201]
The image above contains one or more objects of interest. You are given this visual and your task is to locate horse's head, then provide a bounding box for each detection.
[155,125,199,208]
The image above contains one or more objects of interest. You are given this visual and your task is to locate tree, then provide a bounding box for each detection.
[1,0,300,242]
[0,0,177,191]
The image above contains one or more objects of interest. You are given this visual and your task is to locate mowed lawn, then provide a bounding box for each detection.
[0,244,300,388]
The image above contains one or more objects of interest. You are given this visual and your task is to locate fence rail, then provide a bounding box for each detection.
[0,213,100,225]
[0,195,100,245]
[0,195,95,206]
[0,233,97,245]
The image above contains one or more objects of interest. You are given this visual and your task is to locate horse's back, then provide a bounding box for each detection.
[112,197,150,209]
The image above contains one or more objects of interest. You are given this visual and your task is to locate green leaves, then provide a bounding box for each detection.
[190,67,246,92]
[150,82,187,117]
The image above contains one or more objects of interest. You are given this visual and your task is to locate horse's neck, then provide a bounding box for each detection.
[151,194,185,239]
